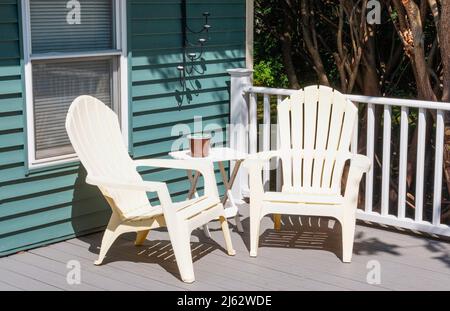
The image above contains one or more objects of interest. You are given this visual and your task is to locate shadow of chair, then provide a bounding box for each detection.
[70,164,233,282]
[233,215,344,260]
[235,214,407,261]
[77,228,228,282]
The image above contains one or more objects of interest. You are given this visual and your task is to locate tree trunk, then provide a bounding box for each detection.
[440,2,450,102]
[300,0,330,86]
[280,0,301,89]
[362,25,381,96]
[439,2,450,196]
[401,0,437,101]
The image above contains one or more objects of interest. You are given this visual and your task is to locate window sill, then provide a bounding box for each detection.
[26,157,81,176]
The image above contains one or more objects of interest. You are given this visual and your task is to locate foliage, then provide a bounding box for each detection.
[254,0,450,223]
[254,60,289,88]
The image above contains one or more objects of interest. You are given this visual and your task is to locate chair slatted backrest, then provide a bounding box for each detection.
[278,86,358,195]
[66,96,151,219]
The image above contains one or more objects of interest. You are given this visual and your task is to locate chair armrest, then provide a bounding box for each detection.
[134,159,219,198]
[135,159,211,171]
[344,154,371,204]
[349,154,371,173]
[243,151,280,202]
[86,175,174,209]
[86,175,167,193]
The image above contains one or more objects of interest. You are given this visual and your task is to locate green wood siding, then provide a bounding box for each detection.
[129,0,245,161]
[0,0,245,257]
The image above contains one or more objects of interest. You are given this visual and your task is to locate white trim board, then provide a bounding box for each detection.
[357,210,450,237]
[246,0,254,70]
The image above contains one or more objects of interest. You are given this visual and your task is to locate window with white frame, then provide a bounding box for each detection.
[22,0,128,168]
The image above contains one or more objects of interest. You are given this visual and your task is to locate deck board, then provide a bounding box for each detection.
[0,204,449,291]
[7,252,102,291]
[0,266,61,291]
[1,256,99,291]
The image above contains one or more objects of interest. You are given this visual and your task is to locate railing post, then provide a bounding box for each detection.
[228,68,253,201]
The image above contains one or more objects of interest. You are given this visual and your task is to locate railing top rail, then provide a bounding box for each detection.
[244,86,450,111]
[245,86,295,96]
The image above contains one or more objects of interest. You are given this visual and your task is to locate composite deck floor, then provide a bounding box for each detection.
[1,204,449,291]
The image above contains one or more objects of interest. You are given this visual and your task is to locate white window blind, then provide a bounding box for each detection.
[29,0,114,54]
[32,58,114,160]
[24,0,122,166]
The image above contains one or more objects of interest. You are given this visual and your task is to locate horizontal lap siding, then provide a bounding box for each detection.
[0,0,245,257]
[0,0,112,254]
[0,1,108,256]
[129,0,245,193]
[0,1,98,256]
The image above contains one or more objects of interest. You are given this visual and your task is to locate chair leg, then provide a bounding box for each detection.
[95,215,122,266]
[135,230,150,246]
[170,231,195,283]
[202,225,212,239]
[273,214,282,231]
[235,214,244,233]
[219,216,236,256]
[341,215,356,263]
[249,207,262,258]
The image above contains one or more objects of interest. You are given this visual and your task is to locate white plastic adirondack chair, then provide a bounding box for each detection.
[65,95,236,283]
[244,86,371,262]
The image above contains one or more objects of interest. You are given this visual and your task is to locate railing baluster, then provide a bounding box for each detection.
[415,108,426,222]
[365,103,375,213]
[351,110,358,154]
[249,92,258,155]
[398,106,409,219]
[263,94,271,189]
[276,95,282,192]
[235,82,450,237]
[433,110,444,226]
[381,105,392,216]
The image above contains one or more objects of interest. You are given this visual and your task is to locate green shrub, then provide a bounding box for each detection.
[254,60,289,88]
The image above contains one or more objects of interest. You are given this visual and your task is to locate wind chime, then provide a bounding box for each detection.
[176,0,211,107]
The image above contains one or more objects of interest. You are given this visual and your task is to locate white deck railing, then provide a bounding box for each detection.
[228,69,450,238]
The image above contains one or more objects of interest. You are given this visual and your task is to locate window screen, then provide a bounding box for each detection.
[32,58,114,160]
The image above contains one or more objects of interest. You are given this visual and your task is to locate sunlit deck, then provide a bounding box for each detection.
[0,204,449,291]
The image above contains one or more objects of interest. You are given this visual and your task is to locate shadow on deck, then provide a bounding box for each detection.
[1,204,449,291]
